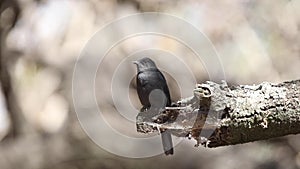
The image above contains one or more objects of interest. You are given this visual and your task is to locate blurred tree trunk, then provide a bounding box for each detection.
[0,0,22,139]
[0,3,111,169]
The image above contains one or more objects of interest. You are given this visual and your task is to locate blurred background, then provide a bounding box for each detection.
[0,0,300,169]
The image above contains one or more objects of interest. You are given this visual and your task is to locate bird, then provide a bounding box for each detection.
[133,57,174,155]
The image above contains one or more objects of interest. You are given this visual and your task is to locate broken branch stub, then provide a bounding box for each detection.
[136,80,300,147]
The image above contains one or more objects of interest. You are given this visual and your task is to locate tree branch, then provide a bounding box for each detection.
[136,79,300,147]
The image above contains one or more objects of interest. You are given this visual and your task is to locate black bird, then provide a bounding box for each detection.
[133,57,174,155]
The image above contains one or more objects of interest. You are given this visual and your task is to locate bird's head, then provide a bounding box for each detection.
[133,57,157,72]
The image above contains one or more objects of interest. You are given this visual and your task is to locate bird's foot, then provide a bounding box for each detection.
[153,112,170,124]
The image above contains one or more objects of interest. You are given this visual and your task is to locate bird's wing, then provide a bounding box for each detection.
[137,70,167,88]
[137,70,171,106]
[156,71,171,106]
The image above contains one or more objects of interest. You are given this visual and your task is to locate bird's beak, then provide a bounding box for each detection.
[132,61,138,65]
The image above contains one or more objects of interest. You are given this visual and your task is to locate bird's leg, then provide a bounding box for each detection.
[140,106,149,112]
[153,107,179,124]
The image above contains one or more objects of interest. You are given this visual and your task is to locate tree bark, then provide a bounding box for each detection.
[136,79,300,147]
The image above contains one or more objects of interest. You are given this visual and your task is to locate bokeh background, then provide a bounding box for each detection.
[0,0,300,169]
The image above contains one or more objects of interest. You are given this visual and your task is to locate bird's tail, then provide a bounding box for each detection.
[161,129,174,155]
